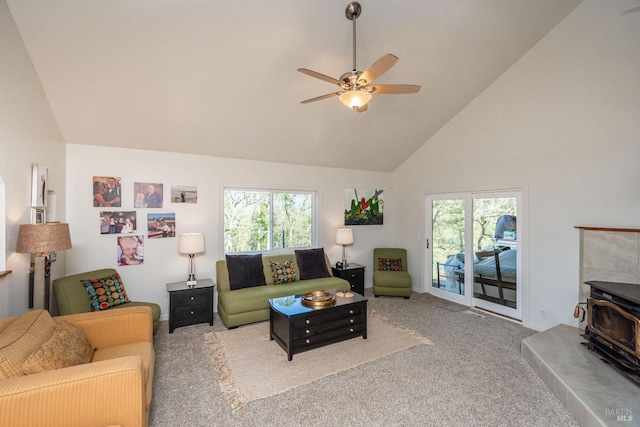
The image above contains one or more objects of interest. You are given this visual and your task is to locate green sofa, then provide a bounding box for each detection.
[216,252,350,328]
[53,268,161,334]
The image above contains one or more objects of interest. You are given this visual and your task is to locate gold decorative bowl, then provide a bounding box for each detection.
[301,291,335,307]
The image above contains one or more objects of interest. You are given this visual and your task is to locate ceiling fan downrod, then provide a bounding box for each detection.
[346,1,362,74]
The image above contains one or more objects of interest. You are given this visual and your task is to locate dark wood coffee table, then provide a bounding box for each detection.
[269,292,368,361]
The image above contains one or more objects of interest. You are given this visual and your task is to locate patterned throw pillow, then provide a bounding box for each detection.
[269,260,297,285]
[22,320,94,374]
[81,273,130,311]
[378,257,403,271]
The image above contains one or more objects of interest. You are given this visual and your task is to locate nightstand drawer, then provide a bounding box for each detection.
[173,288,212,307]
[344,269,364,285]
[174,304,211,322]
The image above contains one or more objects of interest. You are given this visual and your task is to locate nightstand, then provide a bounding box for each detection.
[331,263,365,295]
[167,279,215,333]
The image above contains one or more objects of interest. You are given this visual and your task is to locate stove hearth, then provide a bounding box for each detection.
[582,281,640,385]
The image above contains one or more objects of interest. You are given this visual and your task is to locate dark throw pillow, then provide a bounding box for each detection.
[378,257,403,271]
[295,248,330,280]
[226,254,266,290]
[268,260,297,285]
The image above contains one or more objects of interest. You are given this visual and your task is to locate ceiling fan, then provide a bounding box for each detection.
[298,1,420,112]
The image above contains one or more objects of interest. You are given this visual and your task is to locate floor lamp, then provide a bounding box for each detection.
[16,223,72,311]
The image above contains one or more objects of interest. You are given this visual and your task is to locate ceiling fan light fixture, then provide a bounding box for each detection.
[339,90,371,110]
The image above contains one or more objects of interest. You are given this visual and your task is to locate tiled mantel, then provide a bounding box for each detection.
[576,226,640,314]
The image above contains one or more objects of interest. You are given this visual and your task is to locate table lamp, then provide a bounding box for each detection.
[179,232,205,286]
[336,228,354,268]
[16,222,72,311]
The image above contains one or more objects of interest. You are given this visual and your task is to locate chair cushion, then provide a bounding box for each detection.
[22,320,95,374]
[373,271,412,288]
[81,272,131,311]
[378,257,403,271]
[268,259,297,284]
[226,254,266,290]
[0,310,56,379]
[295,248,330,280]
[93,341,155,408]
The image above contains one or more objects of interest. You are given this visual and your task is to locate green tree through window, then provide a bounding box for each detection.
[224,189,314,253]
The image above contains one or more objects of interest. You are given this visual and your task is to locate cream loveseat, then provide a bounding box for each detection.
[0,306,154,427]
[216,248,350,328]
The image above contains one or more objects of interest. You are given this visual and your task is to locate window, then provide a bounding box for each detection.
[223,189,315,253]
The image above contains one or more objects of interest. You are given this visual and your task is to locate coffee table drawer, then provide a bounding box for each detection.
[293,315,363,338]
[293,323,364,351]
[292,304,364,329]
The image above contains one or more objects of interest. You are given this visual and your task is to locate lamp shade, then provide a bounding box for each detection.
[339,90,372,110]
[16,223,72,254]
[336,228,354,245]
[179,232,205,254]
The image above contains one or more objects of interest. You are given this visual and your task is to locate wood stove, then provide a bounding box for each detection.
[583,281,640,384]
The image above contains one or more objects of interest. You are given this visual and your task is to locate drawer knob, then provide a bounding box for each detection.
[305,319,310,324]
[190,310,194,315]
[305,339,310,344]
[350,319,354,323]
[305,329,310,334]
[349,328,354,332]
[349,310,354,314]
[190,296,194,301]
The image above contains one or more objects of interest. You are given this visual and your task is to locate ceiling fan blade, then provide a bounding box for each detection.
[359,54,399,85]
[297,68,342,86]
[300,92,341,104]
[356,104,368,113]
[371,84,421,94]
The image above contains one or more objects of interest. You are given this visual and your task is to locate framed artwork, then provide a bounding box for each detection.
[345,188,384,225]
[31,164,47,208]
[117,235,144,266]
[93,176,122,207]
[171,185,197,203]
[31,208,46,224]
[134,182,163,208]
[147,213,176,238]
[100,211,137,234]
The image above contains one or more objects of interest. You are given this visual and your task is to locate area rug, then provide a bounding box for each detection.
[205,309,432,411]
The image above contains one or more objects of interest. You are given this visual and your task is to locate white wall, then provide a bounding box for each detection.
[0,0,66,318]
[392,0,640,331]
[66,144,394,320]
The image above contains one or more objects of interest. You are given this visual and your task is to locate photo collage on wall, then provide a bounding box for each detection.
[93,177,198,266]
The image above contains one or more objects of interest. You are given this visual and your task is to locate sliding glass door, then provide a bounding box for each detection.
[427,195,468,305]
[426,191,522,320]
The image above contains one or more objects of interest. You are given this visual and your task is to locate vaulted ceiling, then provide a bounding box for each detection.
[7,0,582,172]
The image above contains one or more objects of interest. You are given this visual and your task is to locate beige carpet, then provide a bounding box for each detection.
[205,309,432,411]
